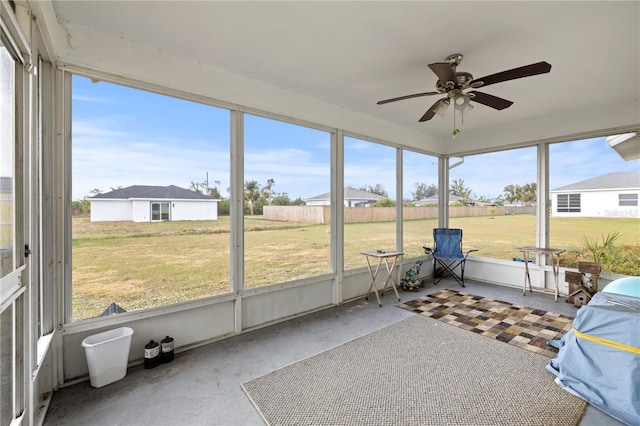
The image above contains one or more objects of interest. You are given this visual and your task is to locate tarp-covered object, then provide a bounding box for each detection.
[547,291,640,425]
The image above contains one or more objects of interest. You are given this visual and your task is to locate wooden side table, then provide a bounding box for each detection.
[519,247,565,301]
[360,250,403,306]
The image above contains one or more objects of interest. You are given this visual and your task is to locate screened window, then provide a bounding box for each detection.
[557,194,580,212]
[244,114,331,288]
[0,29,26,426]
[449,147,536,261]
[550,137,639,276]
[619,193,638,206]
[72,75,231,321]
[343,137,396,270]
[0,43,14,279]
[402,150,438,258]
[0,37,16,426]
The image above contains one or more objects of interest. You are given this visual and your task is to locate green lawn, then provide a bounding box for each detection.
[71,214,639,320]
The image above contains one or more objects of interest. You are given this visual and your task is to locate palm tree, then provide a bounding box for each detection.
[261,178,275,205]
[521,182,537,205]
[503,184,519,204]
[244,180,261,215]
[450,179,472,205]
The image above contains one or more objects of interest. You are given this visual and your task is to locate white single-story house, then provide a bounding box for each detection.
[305,187,384,207]
[90,185,220,222]
[414,194,462,206]
[550,171,640,218]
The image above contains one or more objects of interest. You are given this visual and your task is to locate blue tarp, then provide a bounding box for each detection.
[547,291,640,425]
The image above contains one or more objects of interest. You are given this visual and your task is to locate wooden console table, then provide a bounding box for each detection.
[518,247,565,301]
[360,250,403,306]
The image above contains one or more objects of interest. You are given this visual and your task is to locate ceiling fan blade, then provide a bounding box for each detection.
[470,61,551,88]
[428,62,457,84]
[419,98,447,122]
[377,91,440,105]
[468,91,513,110]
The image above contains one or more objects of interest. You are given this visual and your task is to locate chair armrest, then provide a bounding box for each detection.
[463,249,479,259]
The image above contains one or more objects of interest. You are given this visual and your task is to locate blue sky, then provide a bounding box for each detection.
[72,76,638,201]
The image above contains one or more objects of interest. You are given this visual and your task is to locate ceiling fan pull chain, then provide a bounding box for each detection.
[452,99,461,138]
[452,105,458,138]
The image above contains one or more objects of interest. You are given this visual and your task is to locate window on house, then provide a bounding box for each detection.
[71,75,231,321]
[151,202,170,221]
[619,194,638,206]
[556,194,581,212]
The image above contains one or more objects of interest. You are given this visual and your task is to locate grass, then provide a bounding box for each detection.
[72,214,640,321]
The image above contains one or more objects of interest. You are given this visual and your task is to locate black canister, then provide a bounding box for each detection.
[144,340,160,369]
[160,336,174,363]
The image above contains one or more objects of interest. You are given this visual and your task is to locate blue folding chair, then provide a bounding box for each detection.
[423,228,478,287]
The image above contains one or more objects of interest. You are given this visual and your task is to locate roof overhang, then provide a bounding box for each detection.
[606,133,640,162]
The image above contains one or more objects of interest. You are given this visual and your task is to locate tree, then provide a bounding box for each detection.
[189,181,205,193]
[503,182,537,206]
[190,178,222,199]
[261,178,276,205]
[503,184,519,204]
[291,197,306,206]
[72,199,91,215]
[412,182,437,200]
[272,192,291,206]
[208,180,222,199]
[244,180,261,215]
[450,179,472,205]
[521,182,537,205]
[359,183,388,197]
[373,198,395,207]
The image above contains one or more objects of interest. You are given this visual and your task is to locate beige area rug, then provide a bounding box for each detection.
[242,315,586,426]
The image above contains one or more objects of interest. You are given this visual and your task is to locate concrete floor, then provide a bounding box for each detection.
[44,280,623,426]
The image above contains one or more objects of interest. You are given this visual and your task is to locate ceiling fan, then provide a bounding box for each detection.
[377,53,551,123]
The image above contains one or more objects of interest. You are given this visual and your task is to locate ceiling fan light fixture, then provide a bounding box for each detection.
[454,94,471,111]
[434,99,450,117]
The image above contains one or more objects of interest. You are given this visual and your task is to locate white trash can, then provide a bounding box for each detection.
[82,327,134,388]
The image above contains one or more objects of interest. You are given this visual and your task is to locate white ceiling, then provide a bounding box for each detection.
[27,1,640,156]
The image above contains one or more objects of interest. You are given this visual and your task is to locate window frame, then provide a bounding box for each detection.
[151,201,171,221]
[0,12,29,424]
[619,193,638,207]
[556,193,581,213]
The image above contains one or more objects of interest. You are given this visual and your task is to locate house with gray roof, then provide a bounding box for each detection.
[414,194,461,206]
[550,171,639,218]
[305,187,384,207]
[90,185,220,222]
